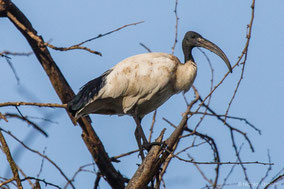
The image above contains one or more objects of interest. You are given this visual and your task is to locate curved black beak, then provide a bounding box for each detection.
[197,37,232,73]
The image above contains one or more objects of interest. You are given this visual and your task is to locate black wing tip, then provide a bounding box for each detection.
[67,69,112,117]
[67,100,78,117]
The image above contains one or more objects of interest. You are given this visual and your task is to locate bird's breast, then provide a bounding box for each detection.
[174,61,197,93]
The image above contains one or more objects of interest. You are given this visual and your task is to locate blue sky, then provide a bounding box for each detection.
[1,0,284,188]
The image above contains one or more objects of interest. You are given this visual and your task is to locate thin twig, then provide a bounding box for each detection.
[264,174,284,189]
[46,21,144,55]
[192,0,256,123]
[44,41,102,56]
[3,54,20,84]
[4,113,48,137]
[94,172,102,189]
[20,177,61,189]
[163,117,221,189]
[189,111,259,133]
[64,163,96,189]
[148,110,157,142]
[155,142,178,188]
[0,128,75,189]
[224,0,256,123]
[0,102,67,108]
[17,165,33,187]
[221,143,244,189]
[76,21,144,47]
[174,156,272,165]
[110,149,140,162]
[37,147,47,178]
[257,150,272,189]
[198,96,255,152]
[171,0,179,54]
[230,129,252,189]
[192,47,214,131]
[139,42,152,53]
[1,51,33,84]
[0,51,33,56]
[0,177,16,187]
[188,154,214,186]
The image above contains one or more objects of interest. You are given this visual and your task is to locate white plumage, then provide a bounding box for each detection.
[68,31,232,156]
[74,52,197,119]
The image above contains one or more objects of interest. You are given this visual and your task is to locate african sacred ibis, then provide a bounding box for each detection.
[68,31,232,157]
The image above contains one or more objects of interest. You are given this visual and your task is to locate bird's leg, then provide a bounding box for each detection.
[133,115,148,145]
[133,114,149,159]
[134,127,145,160]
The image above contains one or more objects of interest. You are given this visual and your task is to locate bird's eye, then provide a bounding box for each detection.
[191,35,196,39]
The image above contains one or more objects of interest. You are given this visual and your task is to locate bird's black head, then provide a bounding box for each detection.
[182,31,232,73]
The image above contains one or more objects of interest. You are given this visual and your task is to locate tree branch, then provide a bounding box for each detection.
[0,129,23,189]
[0,1,126,188]
[0,102,66,108]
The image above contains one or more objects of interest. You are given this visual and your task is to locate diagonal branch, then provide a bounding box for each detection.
[0,128,75,188]
[0,129,23,189]
[0,1,126,188]
[126,88,200,188]
[4,113,48,137]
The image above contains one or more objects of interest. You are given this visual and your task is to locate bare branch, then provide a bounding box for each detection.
[36,147,47,179]
[198,95,255,152]
[0,129,23,189]
[77,21,144,46]
[0,51,33,56]
[64,163,96,189]
[193,0,256,124]
[221,143,244,188]
[0,101,67,108]
[189,111,260,134]
[0,177,15,188]
[0,2,127,186]
[21,177,61,189]
[171,0,179,54]
[264,174,284,189]
[0,112,8,122]
[188,154,214,186]
[224,0,256,123]
[46,21,144,56]
[126,129,166,188]
[257,150,272,189]
[148,110,157,142]
[2,53,20,84]
[174,157,272,165]
[94,172,102,189]
[230,129,253,189]
[139,42,152,53]
[0,128,75,189]
[164,117,221,189]
[44,42,102,56]
[110,149,139,162]
[4,113,48,137]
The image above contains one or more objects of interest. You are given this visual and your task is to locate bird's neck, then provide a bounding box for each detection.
[184,47,195,63]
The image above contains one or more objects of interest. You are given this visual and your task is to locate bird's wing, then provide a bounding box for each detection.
[100,52,180,113]
[67,70,112,116]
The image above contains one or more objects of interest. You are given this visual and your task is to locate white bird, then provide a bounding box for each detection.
[68,31,232,157]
